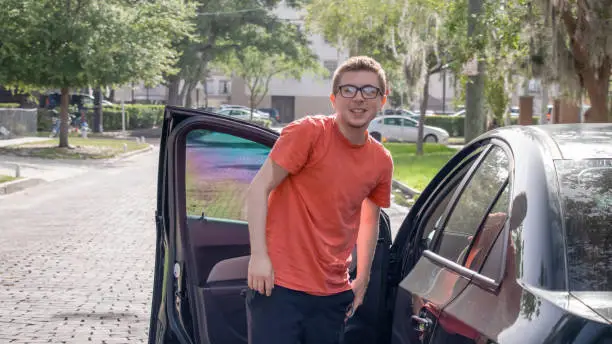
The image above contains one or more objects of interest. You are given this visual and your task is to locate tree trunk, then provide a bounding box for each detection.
[519,96,533,125]
[417,75,430,156]
[465,61,486,141]
[93,87,103,133]
[167,76,182,106]
[184,80,197,108]
[465,0,485,141]
[109,89,115,103]
[178,80,189,107]
[559,100,580,123]
[581,59,610,123]
[540,83,549,124]
[552,99,561,124]
[59,87,70,148]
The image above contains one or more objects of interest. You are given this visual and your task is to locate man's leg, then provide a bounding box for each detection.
[246,285,304,344]
[301,289,354,344]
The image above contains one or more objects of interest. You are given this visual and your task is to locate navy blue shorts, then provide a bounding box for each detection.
[245,285,354,344]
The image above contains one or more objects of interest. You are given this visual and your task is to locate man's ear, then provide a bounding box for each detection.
[381,95,387,107]
[330,93,336,108]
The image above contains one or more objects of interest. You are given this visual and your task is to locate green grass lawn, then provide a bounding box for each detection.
[0,137,150,159]
[0,175,18,184]
[384,143,457,192]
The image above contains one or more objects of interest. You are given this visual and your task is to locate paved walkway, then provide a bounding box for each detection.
[0,149,158,343]
[0,137,49,147]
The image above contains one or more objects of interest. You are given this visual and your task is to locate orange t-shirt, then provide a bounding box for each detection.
[266,114,393,296]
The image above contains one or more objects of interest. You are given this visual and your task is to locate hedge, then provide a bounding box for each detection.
[0,103,21,108]
[37,105,271,132]
[422,115,541,137]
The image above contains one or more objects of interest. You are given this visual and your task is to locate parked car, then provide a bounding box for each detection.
[150,107,612,344]
[257,107,281,123]
[369,115,450,144]
[382,108,421,119]
[214,107,269,121]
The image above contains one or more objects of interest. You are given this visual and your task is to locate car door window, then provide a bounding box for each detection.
[462,184,510,275]
[185,129,270,220]
[417,146,486,248]
[402,118,416,127]
[383,117,402,126]
[434,146,510,263]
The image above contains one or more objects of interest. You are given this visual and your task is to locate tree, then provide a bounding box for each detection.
[165,0,310,107]
[0,0,194,147]
[216,23,324,119]
[531,0,611,122]
[307,0,459,155]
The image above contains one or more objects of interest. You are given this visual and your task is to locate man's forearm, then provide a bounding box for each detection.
[356,200,380,280]
[246,184,270,256]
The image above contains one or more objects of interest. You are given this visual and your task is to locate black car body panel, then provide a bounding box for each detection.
[152,107,612,344]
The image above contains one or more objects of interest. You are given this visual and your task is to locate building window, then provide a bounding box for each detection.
[219,80,230,95]
[323,60,338,78]
[205,79,215,95]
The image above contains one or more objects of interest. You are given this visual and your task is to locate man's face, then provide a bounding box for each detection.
[330,70,386,129]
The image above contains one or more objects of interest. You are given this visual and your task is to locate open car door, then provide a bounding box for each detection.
[149,107,394,344]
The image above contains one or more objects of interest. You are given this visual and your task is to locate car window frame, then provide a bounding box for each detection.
[398,143,490,276]
[425,139,515,291]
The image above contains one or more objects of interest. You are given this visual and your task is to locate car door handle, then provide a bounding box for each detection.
[411,315,433,331]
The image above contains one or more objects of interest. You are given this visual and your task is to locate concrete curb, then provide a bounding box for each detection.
[392,179,421,197]
[106,144,155,164]
[0,177,46,195]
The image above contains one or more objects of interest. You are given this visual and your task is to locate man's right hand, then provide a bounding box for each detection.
[248,253,275,296]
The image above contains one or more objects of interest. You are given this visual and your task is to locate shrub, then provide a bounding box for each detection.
[0,103,21,108]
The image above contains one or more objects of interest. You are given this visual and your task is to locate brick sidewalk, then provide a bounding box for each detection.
[0,149,158,343]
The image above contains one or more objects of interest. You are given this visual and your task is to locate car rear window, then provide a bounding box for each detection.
[555,159,612,292]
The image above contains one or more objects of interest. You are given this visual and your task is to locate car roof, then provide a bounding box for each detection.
[533,124,612,160]
[485,123,612,160]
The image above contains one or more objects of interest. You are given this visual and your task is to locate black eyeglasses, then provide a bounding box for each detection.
[336,84,382,99]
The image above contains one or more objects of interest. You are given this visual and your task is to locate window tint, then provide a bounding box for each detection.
[555,159,612,292]
[462,185,510,275]
[422,147,484,246]
[384,118,402,126]
[185,129,270,221]
[436,146,510,263]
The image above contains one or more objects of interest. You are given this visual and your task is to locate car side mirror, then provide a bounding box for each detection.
[509,192,527,231]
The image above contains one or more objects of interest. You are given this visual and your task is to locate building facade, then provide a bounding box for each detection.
[229,1,350,123]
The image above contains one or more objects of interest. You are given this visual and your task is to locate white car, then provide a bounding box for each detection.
[368,115,450,143]
[215,107,269,121]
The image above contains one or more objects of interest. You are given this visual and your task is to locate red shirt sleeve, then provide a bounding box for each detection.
[368,149,394,208]
[269,117,320,174]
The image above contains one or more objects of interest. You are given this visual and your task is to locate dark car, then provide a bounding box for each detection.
[150,106,612,344]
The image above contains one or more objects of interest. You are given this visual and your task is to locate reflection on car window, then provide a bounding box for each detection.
[185,129,270,220]
[460,185,509,273]
[555,159,612,292]
[422,146,485,246]
[436,146,510,263]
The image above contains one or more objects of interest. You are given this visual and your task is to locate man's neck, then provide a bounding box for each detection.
[334,116,367,145]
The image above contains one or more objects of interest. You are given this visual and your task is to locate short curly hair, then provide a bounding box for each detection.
[332,56,387,96]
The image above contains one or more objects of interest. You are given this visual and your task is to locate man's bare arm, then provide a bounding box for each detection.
[245,157,289,295]
[350,198,380,311]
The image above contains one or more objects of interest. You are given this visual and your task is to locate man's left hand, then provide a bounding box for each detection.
[347,277,369,320]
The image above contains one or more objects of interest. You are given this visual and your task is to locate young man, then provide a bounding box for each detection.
[245,55,393,344]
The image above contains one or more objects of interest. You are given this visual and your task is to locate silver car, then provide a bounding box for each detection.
[368,115,450,143]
